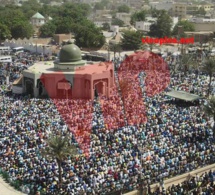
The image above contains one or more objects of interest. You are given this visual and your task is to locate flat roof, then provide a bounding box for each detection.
[166,90,201,101]
[24,61,113,75]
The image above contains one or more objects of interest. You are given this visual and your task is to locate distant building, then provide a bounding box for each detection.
[53,34,73,45]
[172,3,214,19]
[135,21,152,32]
[31,12,46,27]
[188,17,215,31]
[94,16,112,28]
[172,3,187,19]
[135,16,178,32]
[116,13,131,26]
[149,1,174,11]
[128,0,145,9]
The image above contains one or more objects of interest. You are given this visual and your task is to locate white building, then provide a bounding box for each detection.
[30,12,46,27]
[149,1,174,11]
[135,16,178,32]
[135,21,152,32]
[189,17,215,23]
[116,13,131,26]
[172,17,179,30]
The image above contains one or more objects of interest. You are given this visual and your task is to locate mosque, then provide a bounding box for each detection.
[12,41,114,99]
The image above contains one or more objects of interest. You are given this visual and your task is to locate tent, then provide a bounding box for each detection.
[165,90,202,101]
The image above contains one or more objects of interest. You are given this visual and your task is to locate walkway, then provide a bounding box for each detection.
[0,177,23,195]
[124,163,215,195]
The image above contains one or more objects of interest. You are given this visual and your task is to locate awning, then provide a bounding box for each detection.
[165,90,202,101]
[12,75,23,85]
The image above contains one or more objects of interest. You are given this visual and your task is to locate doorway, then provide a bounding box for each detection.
[25,80,34,97]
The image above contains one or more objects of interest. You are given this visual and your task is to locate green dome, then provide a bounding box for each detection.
[59,41,82,62]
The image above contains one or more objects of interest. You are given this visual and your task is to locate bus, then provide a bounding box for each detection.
[0,46,11,54]
[12,47,24,54]
[0,56,12,63]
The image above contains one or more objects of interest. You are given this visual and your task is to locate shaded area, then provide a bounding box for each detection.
[166,90,202,101]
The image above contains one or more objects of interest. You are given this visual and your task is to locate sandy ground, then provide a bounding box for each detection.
[0,177,24,195]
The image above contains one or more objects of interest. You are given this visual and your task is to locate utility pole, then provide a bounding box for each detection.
[0,29,1,46]
[178,25,184,54]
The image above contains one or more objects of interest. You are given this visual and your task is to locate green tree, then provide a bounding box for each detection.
[109,43,122,60]
[172,20,195,36]
[204,97,215,137]
[196,7,206,16]
[117,4,130,13]
[40,21,56,37]
[149,10,172,38]
[202,58,215,96]
[121,30,143,50]
[11,21,34,39]
[94,0,109,10]
[130,10,146,25]
[21,0,41,19]
[74,25,105,48]
[0,23,11,40]
[149,8,163,17]
[102,22,110,31]
[179,54,195,75]
[112,18,124,27]
[0,9,34,39]
[41,132,77,188]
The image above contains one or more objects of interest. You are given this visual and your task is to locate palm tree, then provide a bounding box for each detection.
[179,54,195,75]
[204,96,215,138]
[202,58,215,96]
[41,132,77,188]
[109,43,122,61]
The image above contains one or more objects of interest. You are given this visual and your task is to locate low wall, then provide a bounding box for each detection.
[124,163,215,195]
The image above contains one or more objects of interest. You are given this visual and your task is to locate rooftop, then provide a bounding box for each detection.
[31,12,45,19]
[24,61,113,75]
[166,90,202,101]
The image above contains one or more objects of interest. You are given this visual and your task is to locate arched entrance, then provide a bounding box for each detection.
[56,79,72,99]
[25,80,34,97]
[94,80,107,97]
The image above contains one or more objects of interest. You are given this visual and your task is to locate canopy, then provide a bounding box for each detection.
[166,90,202,101]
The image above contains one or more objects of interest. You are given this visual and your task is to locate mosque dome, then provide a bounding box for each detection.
[59,40,82,62]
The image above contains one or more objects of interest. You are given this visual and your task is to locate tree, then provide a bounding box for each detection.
[196,7,206,16]
[11,21,34,39]
[102,22,110,31]
[40,21,56,37]
[172,20,195,36]
[179,54,195,75]
[117,4,130,13]
[204,97,215,137]
[121,30,143,50]
[21,0,42,19]
[0,23,11,40]
[111,18,124,27]
[0,9,34,39]
[94,0,109,10]
[74,25,105,48]
[41,132,77,188]
[149,8,163,18]
[149,10,172,38]
[130,10,146,25]
[202,58,215,96]
[109,43,122,60]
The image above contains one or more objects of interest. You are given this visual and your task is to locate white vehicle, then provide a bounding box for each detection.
[0,56,12,63]
[0,46,11,53]
[12,47,24,54]
[209,49,215,56]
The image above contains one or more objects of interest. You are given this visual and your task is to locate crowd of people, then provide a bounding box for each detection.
[151,170,215,195]
[0,50,214,195]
